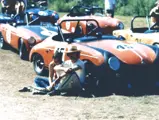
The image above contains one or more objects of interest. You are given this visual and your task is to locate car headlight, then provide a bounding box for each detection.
[28,36,36,45]
[117,22,124,29]
[108,57,120,71]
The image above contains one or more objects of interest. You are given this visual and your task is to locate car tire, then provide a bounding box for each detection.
[33,54,47,76]
[19,38,28,60]
[0,32,7,49]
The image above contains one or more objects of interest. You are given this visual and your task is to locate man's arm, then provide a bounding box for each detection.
[48,61,55,85]
[71,65,81,71]
[49,65,81,88]
[53,65,69,72]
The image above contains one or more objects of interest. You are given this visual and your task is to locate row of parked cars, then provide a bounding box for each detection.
[1,1,159,95]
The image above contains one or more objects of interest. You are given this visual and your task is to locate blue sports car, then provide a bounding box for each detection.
[26,0,59,24]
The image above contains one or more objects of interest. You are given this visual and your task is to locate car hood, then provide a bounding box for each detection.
[17,26,57,41]
[83,40,157,65]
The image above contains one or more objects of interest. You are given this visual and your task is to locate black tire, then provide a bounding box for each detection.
[33,54,47,76]
[0,33,7,49]
[19,38,28,60]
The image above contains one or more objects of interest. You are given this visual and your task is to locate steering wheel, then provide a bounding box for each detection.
[150,22,159,29]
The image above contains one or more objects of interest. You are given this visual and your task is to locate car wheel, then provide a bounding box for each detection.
[0,33,7,49]
[19,38,28,60]
[33,54,46,76]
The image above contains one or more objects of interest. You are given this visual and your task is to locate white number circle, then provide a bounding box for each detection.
[6,29,11,44]
[38,11,48,16]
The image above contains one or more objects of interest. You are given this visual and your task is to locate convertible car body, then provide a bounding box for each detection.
[0,15,57,59]
[113,16,159,46]
[29,19,159,94]
[59,5,124,35]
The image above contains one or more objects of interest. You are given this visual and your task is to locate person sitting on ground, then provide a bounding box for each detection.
[150,0,159,26]
[34,45,85,96]
[19,50,63,94]
[33,50,63,94]
[19,46,85,96]
[48,45,85,96]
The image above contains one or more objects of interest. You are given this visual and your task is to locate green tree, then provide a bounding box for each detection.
[48,0,157,16]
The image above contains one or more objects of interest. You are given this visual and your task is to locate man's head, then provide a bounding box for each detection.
[66,46,81,62]
[52,51,63,64]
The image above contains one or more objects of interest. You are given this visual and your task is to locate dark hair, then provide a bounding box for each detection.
[52,51,63,63]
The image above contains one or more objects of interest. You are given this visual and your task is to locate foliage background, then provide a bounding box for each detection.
[48,0,157,16]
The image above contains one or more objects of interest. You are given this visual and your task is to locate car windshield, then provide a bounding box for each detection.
[131,16,153,33]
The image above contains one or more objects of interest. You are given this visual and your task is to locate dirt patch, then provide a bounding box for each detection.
[1,49,159,120]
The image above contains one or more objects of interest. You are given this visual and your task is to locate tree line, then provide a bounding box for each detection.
[48,0,157,16]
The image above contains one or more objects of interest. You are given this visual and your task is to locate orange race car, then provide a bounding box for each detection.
[0,16,58,59]
[29,19,159,94]
[59,5,124,35]
[113,16,159,46]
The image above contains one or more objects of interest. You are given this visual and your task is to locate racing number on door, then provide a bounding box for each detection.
[54,47,65,61]
[6,29,11,44]
[55,47,65,53]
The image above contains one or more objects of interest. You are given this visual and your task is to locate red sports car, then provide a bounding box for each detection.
[29,19,159,94]
[0,16,57,59]
[59,5,124,35]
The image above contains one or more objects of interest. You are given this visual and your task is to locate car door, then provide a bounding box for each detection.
[2,24,19,49]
